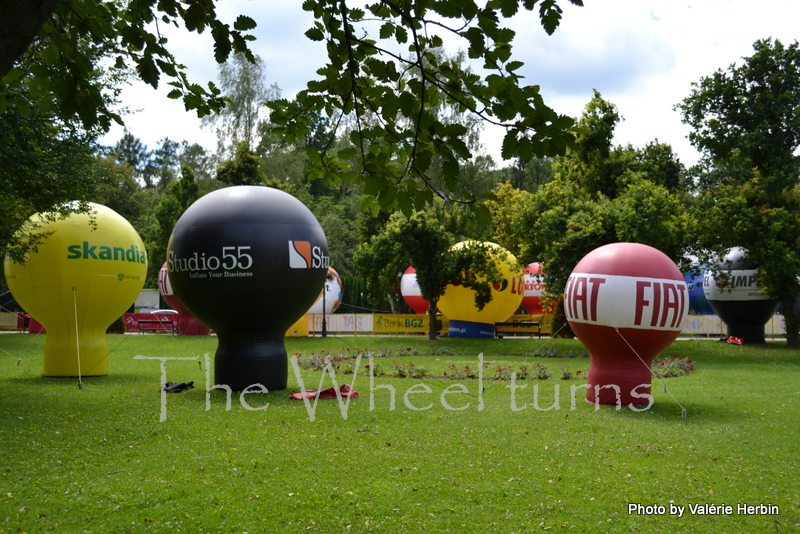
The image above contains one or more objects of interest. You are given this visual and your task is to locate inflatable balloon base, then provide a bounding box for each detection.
[448,320,495,338]
[726,325,769,344]
[581,327,662,406]
[215,338,288,392]
[43,332,110,377]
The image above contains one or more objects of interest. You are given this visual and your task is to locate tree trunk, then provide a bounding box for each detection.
[0,0,61,78]
[428,301,438,341]
[782,298,800,348]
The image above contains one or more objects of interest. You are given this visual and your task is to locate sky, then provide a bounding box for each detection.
[100,0,800,169]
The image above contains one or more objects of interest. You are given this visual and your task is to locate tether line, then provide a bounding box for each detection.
[614,328,688,425]
[523,320,568,358]
[72,287,83,390]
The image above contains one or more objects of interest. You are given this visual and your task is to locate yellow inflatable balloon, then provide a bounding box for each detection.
[4,203,147,376]
[437,242,524,337]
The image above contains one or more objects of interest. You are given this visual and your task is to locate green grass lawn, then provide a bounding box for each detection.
[0,332,798,533]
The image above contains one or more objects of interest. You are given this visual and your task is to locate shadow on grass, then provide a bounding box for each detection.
[598,397,742,426]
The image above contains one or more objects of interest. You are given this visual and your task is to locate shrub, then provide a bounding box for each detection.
[559,364,573,380]
[533,363,551,380]
[652,354,695,378]
[394,361,429,378]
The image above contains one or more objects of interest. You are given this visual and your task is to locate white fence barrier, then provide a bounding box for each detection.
[303,313,787,337]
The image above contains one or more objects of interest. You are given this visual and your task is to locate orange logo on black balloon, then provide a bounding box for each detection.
[288,241,312,268]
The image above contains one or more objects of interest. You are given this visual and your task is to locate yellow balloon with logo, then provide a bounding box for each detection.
[437,241,524,338]
[4,203,147,376]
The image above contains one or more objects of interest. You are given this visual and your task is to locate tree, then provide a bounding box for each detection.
[1,0,258,130]
[636,141,685,192]
[88,156,148,223]
[114,132,184,189]
[501,156,554,192]
[498,178,614,337]
[268,0,582,213]
[354,210,502,340]
[216,142,266,186]
[143,164,201,285]
[557,89,635,199]
[115,130,151,181]
[680,39,800,191]
[202,52,281,156]
[488,92,691,337]
[2,0,583,261]
[679,38,800,348]
[0,93,97,261]
[178,141,217,186]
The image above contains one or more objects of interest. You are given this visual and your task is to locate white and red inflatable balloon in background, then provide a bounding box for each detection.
[400,266,430,314]
[307,266,343,315]
[564,243,688,406]
[158,262,212,335]
[521,263,551,315]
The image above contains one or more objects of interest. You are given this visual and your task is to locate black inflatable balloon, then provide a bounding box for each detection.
[167,186,328,390]
[702,248,779,344]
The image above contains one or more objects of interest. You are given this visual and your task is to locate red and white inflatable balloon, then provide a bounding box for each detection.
[400,266,430,315]
[564,243,688,406]
[307,266,343,315]
[522,263,550,315]
[158,262,212,335]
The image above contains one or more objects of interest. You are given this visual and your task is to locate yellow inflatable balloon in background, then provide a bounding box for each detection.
[4,203,147,376]
[437,241,524,337]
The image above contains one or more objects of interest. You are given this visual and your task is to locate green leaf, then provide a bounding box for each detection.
[2,68,25,84]
[517,136,533,161]
[337,147,358,160]
[495,43,512,63]
[379,22,395,39]
[305,27,325,41]
[497,0,519,17]
[501,131,518,160]
[156,59,177,77]
[233,15,257,31]
[14,94,30,117]
[366,58,388,80]
[212,25,232,63]
[463,27,485,59]
[538,0,564,35]
[183,2,207,32]
[137,56,160,87]
[399,91,416,117]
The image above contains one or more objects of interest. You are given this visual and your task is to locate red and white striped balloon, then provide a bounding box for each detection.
[400,266,430,315]
[564,243,688,406]
[521,263,550,315]
[159,262,212,335]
